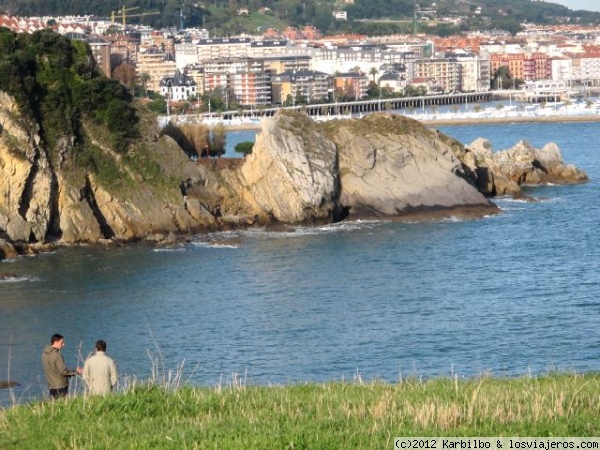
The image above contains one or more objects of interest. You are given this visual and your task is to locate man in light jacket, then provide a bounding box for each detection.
[41,333,82,399]
[83,340,118,395]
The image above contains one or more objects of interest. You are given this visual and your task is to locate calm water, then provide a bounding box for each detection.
[2,120,600,405]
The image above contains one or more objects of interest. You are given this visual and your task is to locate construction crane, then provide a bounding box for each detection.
[111,6,160,27]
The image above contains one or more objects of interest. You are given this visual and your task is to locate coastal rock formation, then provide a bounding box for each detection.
[218,112,495,223]
[0,239,18,259]
[464,138,588,196]
[0,93,589,257]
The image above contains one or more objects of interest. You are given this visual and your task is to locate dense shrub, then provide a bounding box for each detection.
[0,28,139,157]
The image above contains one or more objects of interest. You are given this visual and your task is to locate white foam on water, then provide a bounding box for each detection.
[0,275,36,283]
[152,247,186,252]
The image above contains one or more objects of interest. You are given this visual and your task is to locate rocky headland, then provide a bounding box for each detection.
[0,98,588,260]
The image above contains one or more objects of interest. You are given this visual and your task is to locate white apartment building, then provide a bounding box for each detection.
[175,42,200,69]
[197,37,252,62]
[454,53,491,92]
[551,57,573,82]
[247,40,293,58]
[309,45,415,75]
[570,53,600,83]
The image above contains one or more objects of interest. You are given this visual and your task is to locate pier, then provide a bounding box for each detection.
[181,92,493,122]
[228,91,491,119]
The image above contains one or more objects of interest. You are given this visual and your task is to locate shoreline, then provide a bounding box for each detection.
[218,112,600,131]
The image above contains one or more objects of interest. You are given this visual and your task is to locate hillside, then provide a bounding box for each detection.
[0,0,599,36]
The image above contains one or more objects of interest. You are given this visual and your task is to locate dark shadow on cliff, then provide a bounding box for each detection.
[160,122,199,159]
[81,176,115,239]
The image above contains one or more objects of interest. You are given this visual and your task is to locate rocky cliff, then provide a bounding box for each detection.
[0,101,588,259]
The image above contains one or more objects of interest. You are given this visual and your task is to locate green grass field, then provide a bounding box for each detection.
[1,373,599,449]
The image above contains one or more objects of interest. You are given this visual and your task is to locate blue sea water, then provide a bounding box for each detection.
[1,120,600,405]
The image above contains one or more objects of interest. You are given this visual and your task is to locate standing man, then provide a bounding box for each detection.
[41,333,82,399]
[83,340,118,395]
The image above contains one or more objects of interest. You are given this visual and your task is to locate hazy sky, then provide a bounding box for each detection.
[548,0,600,12]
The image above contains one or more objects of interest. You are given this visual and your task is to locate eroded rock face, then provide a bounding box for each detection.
[328,114,492,217]
[231,113,339,222]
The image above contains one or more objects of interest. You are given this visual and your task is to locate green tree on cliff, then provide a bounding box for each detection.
[0,28,138,160]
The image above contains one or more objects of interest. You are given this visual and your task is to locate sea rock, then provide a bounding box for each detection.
[0,239,18,260]
[327,114,492,217]
[465,138,588,196]
[215,112,497,223]
[233,112,339,222]
[0,380,19,388]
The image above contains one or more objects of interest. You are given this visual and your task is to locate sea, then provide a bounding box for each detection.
[1,119,600,406]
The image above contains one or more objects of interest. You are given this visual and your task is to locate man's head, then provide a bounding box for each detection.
[95,340,107,352]
[51,334,64,349]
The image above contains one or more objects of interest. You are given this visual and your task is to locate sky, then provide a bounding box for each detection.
[548,0,600,12]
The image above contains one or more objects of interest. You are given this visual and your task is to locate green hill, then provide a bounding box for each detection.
[1,0,599,36]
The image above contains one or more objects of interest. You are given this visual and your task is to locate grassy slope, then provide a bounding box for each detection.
[1,374,599,449]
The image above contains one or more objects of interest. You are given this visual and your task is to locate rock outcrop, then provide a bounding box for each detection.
[217,112,495,223]
[464,138,588,196]
[0,96,589,258]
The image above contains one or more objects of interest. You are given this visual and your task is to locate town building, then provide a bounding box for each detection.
[378,71,407,94]
[489,52,552,81]
[197,37,252,62]
[159,69,197,101]
[262,55,312,74]
[333,72,368,100]
[136,46,177,93]
[202,58,272,107]
[271,70,331,105]
[413,57,462,93]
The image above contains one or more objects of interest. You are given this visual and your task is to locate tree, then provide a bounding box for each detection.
[369,67,379,82]
[181,123,210,158]
[112,63,137,89]
[492,66,512,90]
[138,72,151,98]
[210,124,227,158]
[234,141,254,157]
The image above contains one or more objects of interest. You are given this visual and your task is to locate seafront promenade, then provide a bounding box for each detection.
[160,100,600,131]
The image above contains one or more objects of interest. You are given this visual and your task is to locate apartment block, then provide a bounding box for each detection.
[271,70,331,104]
[333,72,368,100]
[197,37,252,62]
[413,58,462,92]
[262,55,311,74]
[136,47,177,93]
[490,52,551,80]
[202,58,272,106]
[310,45,415,75]
[568,52,600,83]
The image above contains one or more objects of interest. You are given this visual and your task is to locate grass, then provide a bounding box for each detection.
[1,373,599,449]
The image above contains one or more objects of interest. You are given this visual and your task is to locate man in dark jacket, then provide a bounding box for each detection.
[41,333,82,399]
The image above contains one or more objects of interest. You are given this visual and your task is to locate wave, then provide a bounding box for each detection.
[152,247,186,253]
[0,274,36,283]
